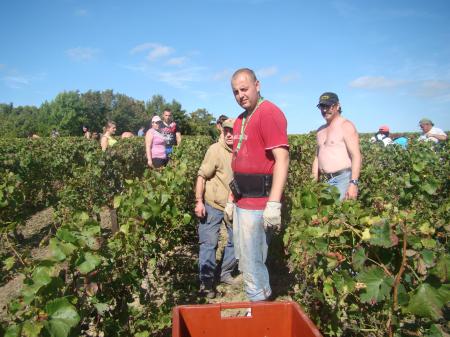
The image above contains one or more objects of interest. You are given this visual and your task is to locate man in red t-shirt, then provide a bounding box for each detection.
[224,68,289,301]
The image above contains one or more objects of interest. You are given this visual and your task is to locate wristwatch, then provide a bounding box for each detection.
[349,179,359,186]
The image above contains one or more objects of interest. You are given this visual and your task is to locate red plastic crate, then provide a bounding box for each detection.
[172,301,323,337]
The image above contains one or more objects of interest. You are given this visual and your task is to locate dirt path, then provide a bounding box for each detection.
[0,207,115,321]
[202,223,293,307]
[0,208,56,320]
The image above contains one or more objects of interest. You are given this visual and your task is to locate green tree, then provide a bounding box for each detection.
[188,108,215,136]
[80,90,109,134]
[48,91,84,135]
[108,93,146,135]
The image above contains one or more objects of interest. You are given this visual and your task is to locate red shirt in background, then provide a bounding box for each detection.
[231,100,289,210]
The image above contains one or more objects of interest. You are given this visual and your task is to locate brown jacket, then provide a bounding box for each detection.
[197,138,233,211]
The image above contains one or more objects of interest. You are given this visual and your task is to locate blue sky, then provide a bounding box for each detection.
[1,0,449,134]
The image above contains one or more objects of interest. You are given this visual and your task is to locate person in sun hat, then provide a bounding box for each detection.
[418,118,447,143]
[312,92,361,200]
[195,118,239,299]
[370,125,393,146]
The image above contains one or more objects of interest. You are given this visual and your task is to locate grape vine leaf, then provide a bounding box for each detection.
[76,252,101,274]
[352,247,366,271]
[369,220,394,248]
[22,320,43,337]
[405,283,447,320]
[431,254,450,282]
[356,266,393,303]
[45,298,80,337]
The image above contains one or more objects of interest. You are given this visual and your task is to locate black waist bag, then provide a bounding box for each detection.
[232,173,273,198]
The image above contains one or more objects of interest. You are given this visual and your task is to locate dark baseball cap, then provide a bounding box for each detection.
[217,115,229,125]
[317,92,339,107]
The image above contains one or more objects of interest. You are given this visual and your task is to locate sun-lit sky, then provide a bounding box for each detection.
[1,0,449,134]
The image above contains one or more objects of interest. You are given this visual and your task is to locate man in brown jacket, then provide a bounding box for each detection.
[194,119,238,298]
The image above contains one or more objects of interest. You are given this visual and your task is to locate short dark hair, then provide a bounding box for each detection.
[231,68,258,82]
[217,115,229,125]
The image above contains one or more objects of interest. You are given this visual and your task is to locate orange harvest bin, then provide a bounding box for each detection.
[172,301,323,337]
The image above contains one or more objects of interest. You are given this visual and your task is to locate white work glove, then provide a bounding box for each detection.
[263,201,282,232]
[224,202,234,224]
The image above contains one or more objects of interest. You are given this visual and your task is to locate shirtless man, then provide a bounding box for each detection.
[312,92,361,200]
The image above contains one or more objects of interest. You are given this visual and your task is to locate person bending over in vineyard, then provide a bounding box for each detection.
[370,125,393,147]
[225,68,289,302]
[83,126,91,139]
[161,108,181,156]
[418,118,447,143]
[145,116,168,169]
[312,92,361,200]
[100,121,117,151]
[195,119,239,299]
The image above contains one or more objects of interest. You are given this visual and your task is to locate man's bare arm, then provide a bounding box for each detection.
[100,136,108,151]
[343,121,361,199]
[428,133,447,141]
[194,176,206,218]
[176,132,182,145]
[268,147,289,202]
[312,147,319,181]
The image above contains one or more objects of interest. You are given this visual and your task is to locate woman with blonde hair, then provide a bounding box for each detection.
[100,121,117,151]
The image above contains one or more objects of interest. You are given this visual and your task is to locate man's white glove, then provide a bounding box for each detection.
[224,202,234,224]
[263,201,282,232]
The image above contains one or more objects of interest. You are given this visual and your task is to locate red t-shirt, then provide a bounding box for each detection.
[231,100,289,210]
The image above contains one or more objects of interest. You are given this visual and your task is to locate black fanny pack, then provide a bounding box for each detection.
[229,173,273,199]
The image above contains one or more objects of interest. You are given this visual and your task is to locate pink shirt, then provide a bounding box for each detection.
[317,116,352,173]
[150,129,166,159]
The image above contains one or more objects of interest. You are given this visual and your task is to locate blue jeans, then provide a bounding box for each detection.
[233,206,271,301]
[326,170,351,200]
[198,203,236,284]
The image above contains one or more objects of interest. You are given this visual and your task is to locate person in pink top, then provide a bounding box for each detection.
[145,115,168,168]
[312,92,361,200]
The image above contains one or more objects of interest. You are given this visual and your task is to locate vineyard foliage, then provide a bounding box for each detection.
[0,135,449,337]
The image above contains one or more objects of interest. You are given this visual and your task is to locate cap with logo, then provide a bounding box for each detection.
[217,115,229,125]
[222,119,234,129]
[378,125,390,133]
[419,118,433,126]
[317,92,339,107]
[152,115,162,123]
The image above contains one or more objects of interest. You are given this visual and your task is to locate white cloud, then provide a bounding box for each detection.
[3,76,30,89]
[212,69,232,81]
[147,45,173,61]
[75,9,88,16]
[415,80,450,98]
[130,43,155,54]
[123,63,149,73]
[158,67,205,88]
[2,72,46,89]
[130,42,174,61]
[281,72,299,83]
[349,76,406,89]
[66,47,99,62]
[256,66,278,78]
[166,56,188,66]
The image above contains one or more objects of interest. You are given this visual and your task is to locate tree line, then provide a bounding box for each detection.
[0,90,218,138]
